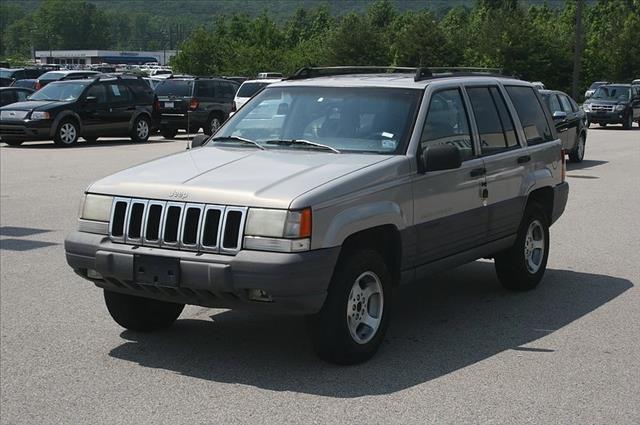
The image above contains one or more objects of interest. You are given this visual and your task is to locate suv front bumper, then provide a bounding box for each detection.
[0,120,52,141]
[586,111,627,124]
[65,231,339,315]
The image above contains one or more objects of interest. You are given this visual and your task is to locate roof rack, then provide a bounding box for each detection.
[93,73,143,81]
[289,66,518,82]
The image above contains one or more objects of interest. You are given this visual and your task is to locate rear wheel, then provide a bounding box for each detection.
[160,127,177,139]
[54,120,79,147]
[568,134,585,162]
[308,250,391,365]
[4,140,23,146]
[203,115,222,136]
[131,115,151,143]
[494,203,550,291]
[104,290,184,332]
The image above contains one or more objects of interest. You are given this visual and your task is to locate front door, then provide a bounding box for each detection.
[412,86,487,266]
[79,83,110,136]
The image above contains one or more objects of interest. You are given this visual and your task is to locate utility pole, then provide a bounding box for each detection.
[572,0,583,100]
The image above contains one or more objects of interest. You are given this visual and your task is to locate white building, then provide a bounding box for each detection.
[34,50,177,66]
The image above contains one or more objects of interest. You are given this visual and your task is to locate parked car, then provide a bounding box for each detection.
[34,70,101,89]
[632,79,640,87]
[154,76,239,138]
[0,75,155,146]
[10,79,38,89]
[0,68,49,86]
[0,87,34,107]
[582,84,640,129]
[584,81,610,99]
[234,78,281,110]
[539,89,587,162]
[64,67,568,364]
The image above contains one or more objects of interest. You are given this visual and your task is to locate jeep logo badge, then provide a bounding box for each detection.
[169,190,189,200]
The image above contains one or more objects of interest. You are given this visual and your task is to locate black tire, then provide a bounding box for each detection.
[4,140,23,146]
[203,114,223,136]
[53,119,79,147]
[622,112,633,130]
[307,250,392,365]
[599,123,607,128]
[494,203,550,291]
[131,115,151,143]
[104,290,184,332]
[568,134,585,163]
[160,128,177,139]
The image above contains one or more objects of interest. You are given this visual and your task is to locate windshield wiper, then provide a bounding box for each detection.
[265,139,340,154]
[210,136,265,150]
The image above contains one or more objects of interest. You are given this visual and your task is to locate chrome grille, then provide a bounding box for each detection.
[108,197,246,254]
[591,104,614,112]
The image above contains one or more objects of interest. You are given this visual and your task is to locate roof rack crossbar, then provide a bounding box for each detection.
[289,66,518,81]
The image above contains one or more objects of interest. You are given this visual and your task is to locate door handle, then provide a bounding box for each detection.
[517,155,531,164]
[470,167,486,177]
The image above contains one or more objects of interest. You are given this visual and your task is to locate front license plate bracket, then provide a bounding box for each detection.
[134,255,180,287]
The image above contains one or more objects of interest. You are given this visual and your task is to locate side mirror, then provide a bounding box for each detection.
[421,144,462,172]
[188,134,208,150]
[552,111,567,121]
[84,96,97,104]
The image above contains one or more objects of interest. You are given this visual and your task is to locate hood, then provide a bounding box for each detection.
[88,146,392,209]
[0,100,68,111]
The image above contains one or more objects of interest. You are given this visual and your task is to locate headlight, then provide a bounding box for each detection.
[80,194,113,222]
[582,103,591,112]
[30,111,51,120]
[244,207,311,252]
[615,104,625,111]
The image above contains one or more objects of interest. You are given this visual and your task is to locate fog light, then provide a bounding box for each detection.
[247,289,273,302]
[87,269,103,280]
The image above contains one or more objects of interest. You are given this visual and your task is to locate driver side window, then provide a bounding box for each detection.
[420,88,474,161]
[85,84,108,104]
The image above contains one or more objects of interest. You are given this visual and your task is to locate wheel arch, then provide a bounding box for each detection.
[50,111,82,138]
[525,186,554,224]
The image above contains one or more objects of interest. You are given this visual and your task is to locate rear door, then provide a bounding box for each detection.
[465,85,526,242]
[105,82,135,135]
[412,86,488,266]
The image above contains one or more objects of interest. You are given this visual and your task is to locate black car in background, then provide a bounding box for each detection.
[539,89,588,162]
[11,79,39,89]
[0,87,35,107]
[154,76,239,138]
[0,68,49,87]
[35,70,101,89]
[582,84,640,129]
[0,75,155,147]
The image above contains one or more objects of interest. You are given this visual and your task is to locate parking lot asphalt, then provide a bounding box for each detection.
[1,126,639,424]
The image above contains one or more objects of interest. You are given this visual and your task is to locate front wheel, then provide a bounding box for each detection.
[494,203,550,291]
[307,250,392,365]
[568,134,586,162]
[54,120,79,147]
[622,112,633,130]
[599,123,607,128]
[131,115,151,142]
[104,290,184,332]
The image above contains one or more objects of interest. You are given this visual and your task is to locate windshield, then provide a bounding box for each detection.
[0,69,15,78]
[155,80,193,96]
[589,82,607,89]
[591,86,630,101]
[237,82,270,98]
[214,86,421,154]
[38,71,66,81]
[29,82,86,101]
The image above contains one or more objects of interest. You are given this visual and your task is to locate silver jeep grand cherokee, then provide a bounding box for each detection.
[65,67,569,364]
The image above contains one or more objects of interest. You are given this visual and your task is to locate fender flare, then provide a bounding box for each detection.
[50,111,83,138]
[320,201,407,248]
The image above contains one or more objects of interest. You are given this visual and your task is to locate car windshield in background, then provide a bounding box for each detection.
[214,86,421,154]
[38,71,66,81]
[155,80,193,96]
[29,82,86,101]
[237,82,270,97]
[589,82,607,89]
[591,86,630,101]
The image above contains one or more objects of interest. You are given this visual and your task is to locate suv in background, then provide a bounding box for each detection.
[35,70,101,89]
[583,84,640,129]
[584,81,610,99]
[0,68,48,86]
[540,89,587,162]
[0,87,34,107]
[234,78,282,110]
[0,75,154,146]
[64,67,568,364]
[155,76,239,138]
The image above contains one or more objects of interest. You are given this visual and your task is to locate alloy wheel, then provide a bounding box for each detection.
[524,220,545,274]
[347,271,384,344]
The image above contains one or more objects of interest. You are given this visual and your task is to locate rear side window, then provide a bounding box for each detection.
[195,81,215,98]
[108,83,131,103]
[217,82,236,100]
[155,80,193,97]
[467,86,519,155]
[420,88,474,161]
[237,82,268,98]
[505,86,554,145]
